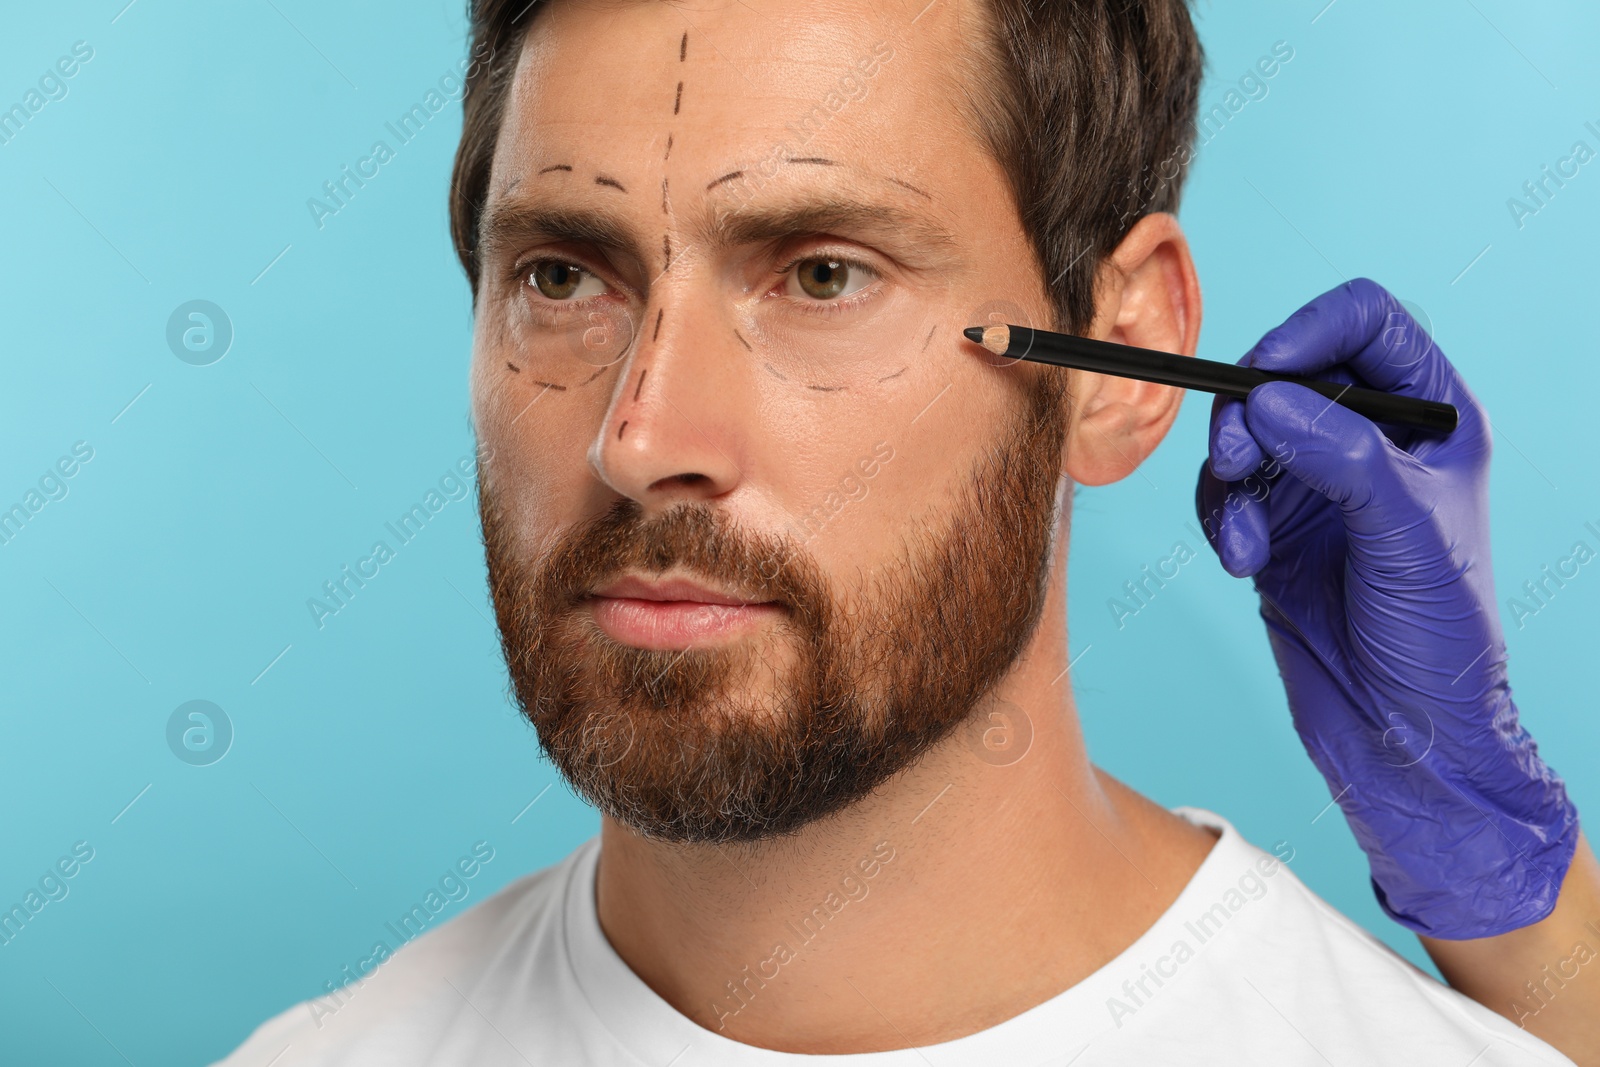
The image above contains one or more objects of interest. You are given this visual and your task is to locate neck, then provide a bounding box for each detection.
[593,523,1218,1053]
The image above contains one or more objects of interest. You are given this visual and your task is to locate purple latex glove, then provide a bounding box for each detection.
[1195,277,1579,939]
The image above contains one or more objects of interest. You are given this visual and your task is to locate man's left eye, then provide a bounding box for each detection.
[785,257,876,301]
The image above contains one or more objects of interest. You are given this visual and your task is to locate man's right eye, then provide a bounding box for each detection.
[527,260,608,301]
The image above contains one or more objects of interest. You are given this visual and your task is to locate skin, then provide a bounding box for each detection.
[465,0,1599,1056]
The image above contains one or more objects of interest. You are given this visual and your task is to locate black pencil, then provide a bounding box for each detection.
[963,323,1458,435]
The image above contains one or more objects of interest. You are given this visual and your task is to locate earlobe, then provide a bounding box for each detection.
[1062,213,1202,487]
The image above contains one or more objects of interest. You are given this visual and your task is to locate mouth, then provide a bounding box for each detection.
[585,574,787,651]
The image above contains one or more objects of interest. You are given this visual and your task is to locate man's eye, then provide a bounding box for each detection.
[527,261,607,301]
[785,257,875,301]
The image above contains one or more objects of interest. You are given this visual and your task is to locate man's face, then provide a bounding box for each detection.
[470,0,1071,843]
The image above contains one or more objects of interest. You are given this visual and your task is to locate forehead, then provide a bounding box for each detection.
[488,0,994,223]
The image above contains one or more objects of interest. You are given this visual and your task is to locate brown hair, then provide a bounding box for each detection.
[448,0,1204,334]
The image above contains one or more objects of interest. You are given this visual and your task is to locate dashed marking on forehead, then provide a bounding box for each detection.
[594,175,628,193]
[537,164,572,176]
[888,176,933,200]
[786,157,837,167]
[706,170,744,191]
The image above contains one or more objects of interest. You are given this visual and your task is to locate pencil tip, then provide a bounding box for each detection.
[962,326,985,343]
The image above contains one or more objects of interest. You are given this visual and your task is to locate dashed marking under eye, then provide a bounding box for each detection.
[578,366,608,386]
[595,175,627,193]
[806,383,845,393]
[507,362,521,373]
[877,365,909,382]
[533,380,568,392]
[732,329,752,352]
[922,325,938,351]
[763,363,789,381]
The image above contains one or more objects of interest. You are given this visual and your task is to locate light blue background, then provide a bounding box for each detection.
[2,1,1596,1062]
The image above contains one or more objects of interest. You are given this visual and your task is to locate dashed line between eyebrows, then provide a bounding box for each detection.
[680,31,687,61]
[706,170,744,190]
[594,175,628,193]
[673,81,683,115]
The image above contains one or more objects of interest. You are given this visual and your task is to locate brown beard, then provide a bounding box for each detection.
[479,371,1069,844]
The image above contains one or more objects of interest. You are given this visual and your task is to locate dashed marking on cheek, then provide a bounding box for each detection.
[732,329,753,352]
[877,365,908,382]
[806,383,845,393]
[664,133,673,161]
[673,81,683,115]
[763,363,789,381]
[680,31,688,61]
[507,361,522,373]
[595,175,628,193]
[538,163,573,175]
[634,369,648,400]
[577,365,609,386]
[652,308,664,341]
[618,420,629,440]
[661,178,670,214]
[706,170,744,191]
[923,325,938,351]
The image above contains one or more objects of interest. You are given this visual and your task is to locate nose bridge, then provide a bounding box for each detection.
[588,269,749,506]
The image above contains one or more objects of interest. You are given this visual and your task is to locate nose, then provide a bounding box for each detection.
[588,288,749,511]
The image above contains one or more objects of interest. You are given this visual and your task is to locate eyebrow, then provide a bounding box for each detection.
[478,195,959,273]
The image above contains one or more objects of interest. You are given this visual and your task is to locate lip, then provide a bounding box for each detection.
[587,574,784,650]
[591,575,769,606]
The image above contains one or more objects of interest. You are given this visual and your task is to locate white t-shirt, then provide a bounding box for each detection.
[214,807,1573,1066]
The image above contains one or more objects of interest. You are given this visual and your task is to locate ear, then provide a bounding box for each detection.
[1063,212,1202,487]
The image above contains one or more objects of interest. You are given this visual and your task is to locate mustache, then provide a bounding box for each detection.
[506,497,834,633]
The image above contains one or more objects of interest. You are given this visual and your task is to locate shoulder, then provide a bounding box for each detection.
[1110,807,1575,1065]
[208,839,595,1067]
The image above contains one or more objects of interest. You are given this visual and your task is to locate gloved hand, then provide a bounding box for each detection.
[1194,277,1580,939]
